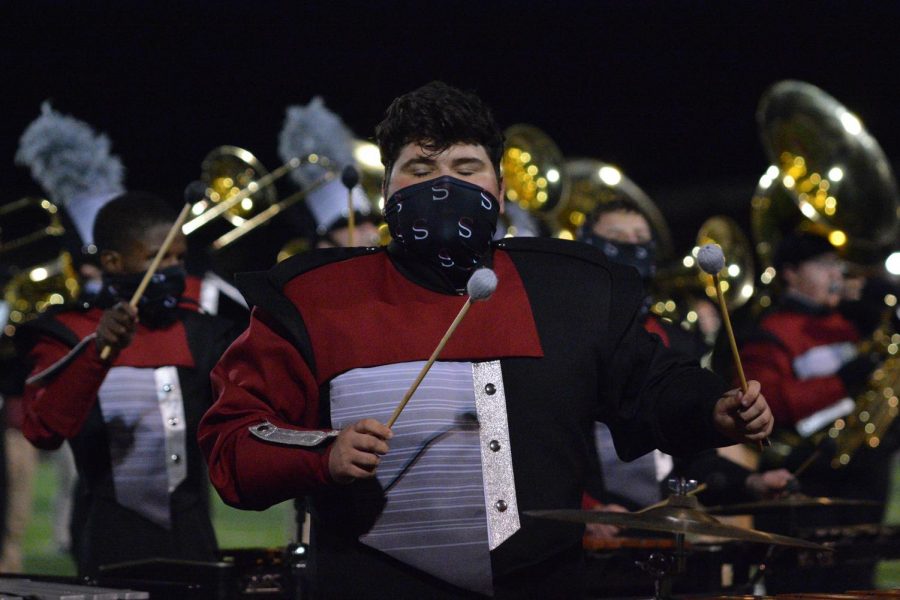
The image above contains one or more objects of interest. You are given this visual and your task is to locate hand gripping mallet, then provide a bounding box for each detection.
[697,243,770,448]
[99,203,192,360]
[386,268,498,427]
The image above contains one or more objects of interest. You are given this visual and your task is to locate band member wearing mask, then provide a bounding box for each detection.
[578,200,791,530]
[308,178,382,249]
[18,192,237,577]
[740,231,892,592]
[199,81,773,599]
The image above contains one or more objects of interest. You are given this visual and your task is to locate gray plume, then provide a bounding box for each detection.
[15,102,125,206]
[278,96,355,188]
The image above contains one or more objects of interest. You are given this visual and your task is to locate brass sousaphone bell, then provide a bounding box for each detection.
[501,124,569,237]
[752,80,900,302]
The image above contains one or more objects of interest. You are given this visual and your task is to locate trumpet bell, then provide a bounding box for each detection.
[198,145,278,227]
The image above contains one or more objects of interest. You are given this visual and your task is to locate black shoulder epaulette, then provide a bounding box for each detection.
[234,246,383,309]
[15,310,81,353]
[270,246,383,288]
[232,247,381,376]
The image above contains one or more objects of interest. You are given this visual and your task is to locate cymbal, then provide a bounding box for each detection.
[705,494,882,516]
[526,504,829,550]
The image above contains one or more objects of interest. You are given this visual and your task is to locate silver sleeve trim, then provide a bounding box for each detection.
[249,421,339,447]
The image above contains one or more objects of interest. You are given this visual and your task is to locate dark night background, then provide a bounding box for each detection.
[2,1,900,257]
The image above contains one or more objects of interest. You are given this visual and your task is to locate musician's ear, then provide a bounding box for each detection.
[100,249,123,274]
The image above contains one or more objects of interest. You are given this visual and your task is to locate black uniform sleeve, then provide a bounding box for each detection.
[601,262,731,461]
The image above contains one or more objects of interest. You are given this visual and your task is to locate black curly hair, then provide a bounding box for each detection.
[375,81,505,181]
[580,198,651,241]
[93,191,177,253]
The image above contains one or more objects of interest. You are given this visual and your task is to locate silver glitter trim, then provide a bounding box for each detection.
[155,366,186,493]
[472,360,520,550]
[249,421,340,447]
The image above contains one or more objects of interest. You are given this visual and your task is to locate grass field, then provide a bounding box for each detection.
[21,453,294,575]
[17,453,900,587]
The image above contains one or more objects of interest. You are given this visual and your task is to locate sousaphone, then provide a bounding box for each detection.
[501,124,568,237]
[752,80,900,296]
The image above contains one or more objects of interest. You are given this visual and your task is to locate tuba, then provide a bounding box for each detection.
[753,81,900,469]
[0,197,80,337]
[752,80,900,302]
[501,124,568,237]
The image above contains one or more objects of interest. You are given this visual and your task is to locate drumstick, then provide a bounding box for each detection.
[386,268,498,428]
[99,203,192,360]
[697,244,770,448]
[791,448,822,478]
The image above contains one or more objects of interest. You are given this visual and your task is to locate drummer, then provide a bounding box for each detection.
[577,199,794,529]
[198,81,774,598]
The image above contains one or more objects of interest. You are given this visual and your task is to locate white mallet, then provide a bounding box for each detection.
[386,268,498,427]
[697,243,769,448]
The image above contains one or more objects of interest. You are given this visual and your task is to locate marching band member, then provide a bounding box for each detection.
[306,178,382,249]
[3,103,128,571]
[278,96,382,251]
[199,81,773,598]
[578,199,792,521]
[740,231,895,591]
[18,193,237,576]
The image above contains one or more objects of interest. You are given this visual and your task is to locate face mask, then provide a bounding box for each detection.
[384,175,499,286]
[584,234,657,282]
[96,265,187,328]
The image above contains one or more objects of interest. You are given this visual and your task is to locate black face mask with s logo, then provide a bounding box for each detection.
[583,234,657,282]
[95,265,187,328]
[384,176,500,289]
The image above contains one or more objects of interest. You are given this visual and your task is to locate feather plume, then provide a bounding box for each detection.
[278,96,355,188]
[15,102,125,206]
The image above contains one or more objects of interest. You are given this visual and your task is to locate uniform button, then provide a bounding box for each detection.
[167,417,179,427]
[489,440,501,452]
[162,383,173,393]
[484,383,496,395]
[170,454,181,464]
[494,500,508,512]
